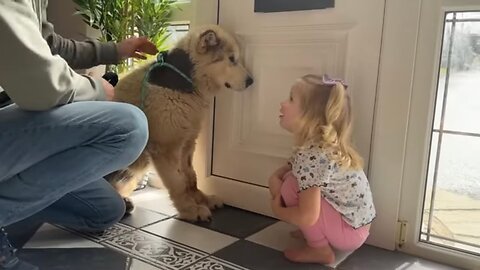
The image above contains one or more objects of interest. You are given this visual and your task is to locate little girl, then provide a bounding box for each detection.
[269,74,376,264]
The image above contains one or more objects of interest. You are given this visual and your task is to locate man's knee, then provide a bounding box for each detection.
[113,103,147,129]
[103,103,149,166]
[111,103,148,143]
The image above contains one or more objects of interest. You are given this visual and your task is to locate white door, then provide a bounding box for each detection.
[393,0,480,268]
[194,0,390,247]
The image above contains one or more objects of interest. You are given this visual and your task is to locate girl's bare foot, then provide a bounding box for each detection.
[289,229,304,239]
[284,244,335,264]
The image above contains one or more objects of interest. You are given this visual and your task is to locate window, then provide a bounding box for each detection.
[421,11,480,255]
[163,24,190,49]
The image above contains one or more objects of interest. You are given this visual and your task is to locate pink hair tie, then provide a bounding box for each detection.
[322,74,348,89]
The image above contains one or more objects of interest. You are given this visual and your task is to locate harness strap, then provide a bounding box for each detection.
[140,51,194,110]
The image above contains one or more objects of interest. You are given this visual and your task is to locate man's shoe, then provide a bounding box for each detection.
[0,228,38,270]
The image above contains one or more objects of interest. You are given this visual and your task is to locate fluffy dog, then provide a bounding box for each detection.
[107,25,253,221]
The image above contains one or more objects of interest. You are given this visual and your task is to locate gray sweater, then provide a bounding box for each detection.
[0,0,119,111]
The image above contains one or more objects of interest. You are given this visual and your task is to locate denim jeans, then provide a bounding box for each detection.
[0,101,148,231]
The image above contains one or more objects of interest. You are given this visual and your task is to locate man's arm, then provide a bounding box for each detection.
[0,1,106,111]
[41,2,119,69]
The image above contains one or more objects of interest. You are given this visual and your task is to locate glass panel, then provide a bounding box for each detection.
[421,133,480,254]
[456,12,480,20]
[445,12,454,20]
[433,22,451,130]
[443,20,480,133]
[422,132,439,234]
[164,24,190,49]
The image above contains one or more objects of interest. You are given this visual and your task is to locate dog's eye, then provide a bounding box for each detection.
[229,56,236,64]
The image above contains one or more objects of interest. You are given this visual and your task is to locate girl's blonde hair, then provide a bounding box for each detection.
[294,74,363,169]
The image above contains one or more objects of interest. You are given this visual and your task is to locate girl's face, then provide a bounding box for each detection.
[279,81,304,133]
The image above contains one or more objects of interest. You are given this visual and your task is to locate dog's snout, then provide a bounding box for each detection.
[246,76,254,87]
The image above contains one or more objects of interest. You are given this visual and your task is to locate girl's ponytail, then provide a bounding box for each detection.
[325,82,346,125]
[323,82,362,169]
[322,82,346,147]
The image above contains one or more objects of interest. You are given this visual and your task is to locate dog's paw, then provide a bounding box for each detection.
[147,177,164,189]
[206,195,224,210]
[123,197,135,215]
[196,205,212,221]
[178,204,212,222]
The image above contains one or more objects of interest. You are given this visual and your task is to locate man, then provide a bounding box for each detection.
[0,1,158,269]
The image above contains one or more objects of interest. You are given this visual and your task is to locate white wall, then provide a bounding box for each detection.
[46,1,85,40]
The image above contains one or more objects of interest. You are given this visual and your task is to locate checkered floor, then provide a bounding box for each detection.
[7,188,460,270]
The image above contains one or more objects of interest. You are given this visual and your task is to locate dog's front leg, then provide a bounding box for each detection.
[149,143,212,221]
[181,139,223,210]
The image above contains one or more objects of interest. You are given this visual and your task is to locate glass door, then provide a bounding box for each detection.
[398,1,480,269]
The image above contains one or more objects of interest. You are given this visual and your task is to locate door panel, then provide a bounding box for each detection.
[212,0,384,189]
[194,0,395,250]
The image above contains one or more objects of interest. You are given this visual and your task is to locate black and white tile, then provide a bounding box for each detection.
[121,207,170,228]
[246,221,353,268]
[143,218,238,253]
[24,223,103,249]
[9,188,462,270]
[183,205,278,239]
[77,222,136,242]
[130,187,178,216]
[185,257,250,270]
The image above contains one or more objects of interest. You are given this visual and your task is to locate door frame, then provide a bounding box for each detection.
[366,0,423,251]
[391,0,480,268]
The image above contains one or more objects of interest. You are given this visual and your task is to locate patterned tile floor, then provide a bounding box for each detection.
[6,188,463,270]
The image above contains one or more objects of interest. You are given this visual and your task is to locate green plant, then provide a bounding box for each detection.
[73,0,176,73]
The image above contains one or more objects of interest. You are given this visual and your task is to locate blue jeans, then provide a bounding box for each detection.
[0,101,148,231]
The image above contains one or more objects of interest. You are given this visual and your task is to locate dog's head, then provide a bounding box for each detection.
[179,25,253,92]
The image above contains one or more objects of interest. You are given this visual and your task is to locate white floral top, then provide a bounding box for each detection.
[289,144,376,229]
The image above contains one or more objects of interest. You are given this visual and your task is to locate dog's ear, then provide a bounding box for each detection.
[197,30,220,54]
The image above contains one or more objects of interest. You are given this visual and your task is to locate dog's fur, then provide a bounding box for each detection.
[107,25,253,221]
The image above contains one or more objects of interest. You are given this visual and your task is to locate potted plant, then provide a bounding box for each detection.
[73,0,176,73]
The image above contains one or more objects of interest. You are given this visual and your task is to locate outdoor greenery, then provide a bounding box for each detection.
[73,0,177,73]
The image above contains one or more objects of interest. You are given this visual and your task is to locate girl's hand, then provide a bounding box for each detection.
[268,174,283,199]
[270,194,283,217]
[273,163,291,179]
[268,163,291,198]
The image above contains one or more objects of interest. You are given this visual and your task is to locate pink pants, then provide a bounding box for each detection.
[280,172,370,251]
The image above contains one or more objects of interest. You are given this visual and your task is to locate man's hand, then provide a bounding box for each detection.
[88,71,115,101]
[100,78,115,101]
[117,36,158,61]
